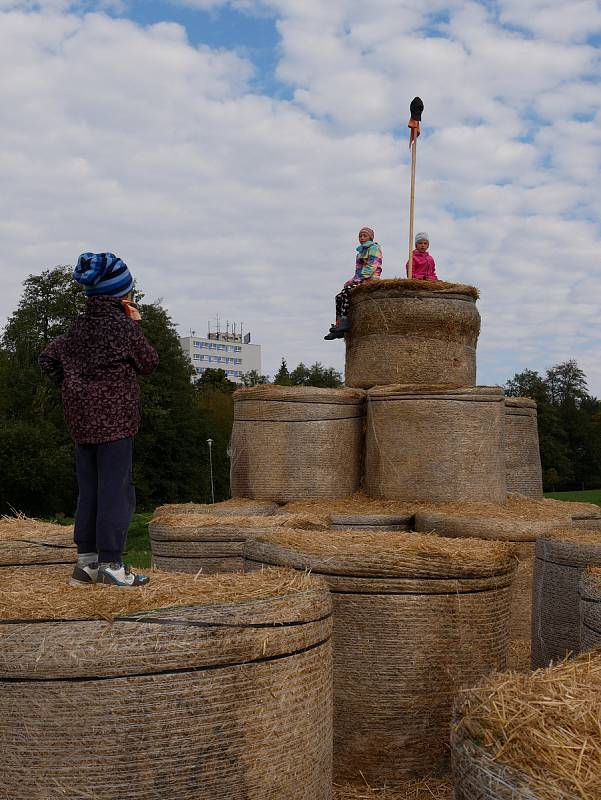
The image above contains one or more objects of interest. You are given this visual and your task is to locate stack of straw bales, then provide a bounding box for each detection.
[245,528,515,784]
[452,648,601,799]
[230,385,365,501]
[504,397,543,497]
[0,567,333,800]
[365,385,507,503]
[532,528,601,668]
[580,568,601,651]
[0,515,75,572]
[150,511,328,574]
[344,279,481,389]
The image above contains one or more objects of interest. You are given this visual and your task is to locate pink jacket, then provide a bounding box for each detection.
[406,250,437,281]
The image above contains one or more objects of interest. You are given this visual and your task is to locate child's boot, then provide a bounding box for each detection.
[324,317,350,340]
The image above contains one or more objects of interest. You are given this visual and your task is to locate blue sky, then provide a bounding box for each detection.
[1,0,601,393]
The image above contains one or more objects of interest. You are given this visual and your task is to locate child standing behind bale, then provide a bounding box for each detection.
[324,227,382,340]
[39,253,158,588]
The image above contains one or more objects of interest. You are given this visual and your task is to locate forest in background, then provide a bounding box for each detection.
[1,267,599,516]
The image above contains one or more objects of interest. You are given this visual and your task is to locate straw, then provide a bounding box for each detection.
[352,277,479,300]
[283,492,597,522]
[0,514,74,543]
[248,528,514,579]
[151,512,329,529]
[154,498,279,516]
[0,566,322,621]
[334,778,452,800]
[454,648,601,800]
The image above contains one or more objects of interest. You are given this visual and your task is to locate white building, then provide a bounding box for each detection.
[179,325,262,384]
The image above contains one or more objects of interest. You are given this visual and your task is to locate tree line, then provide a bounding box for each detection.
[0,267,344,517]
[1,267,599,517]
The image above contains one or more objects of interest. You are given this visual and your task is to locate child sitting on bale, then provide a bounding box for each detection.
[324,227,382,340]
[39,253,159,588]
[406,232,438,280]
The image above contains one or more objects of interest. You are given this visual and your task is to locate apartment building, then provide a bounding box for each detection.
[179,325,262,384]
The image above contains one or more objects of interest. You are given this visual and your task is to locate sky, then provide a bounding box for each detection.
[1,0,601,392]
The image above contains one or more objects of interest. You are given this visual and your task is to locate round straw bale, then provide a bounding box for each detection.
[0,517,75,568]
[414,510,572,641]
[365,386,506,503]
[245,529,515,784]
[580,568,601,652]
[330,513,413,532]
[0,567,333,800]
[532,528,601,668]
[344,279,480,389]
[154,499,279,516]
[230,385,365,501]
[504,397,543,497]
[452,648,601,800]
[150,512,328,575]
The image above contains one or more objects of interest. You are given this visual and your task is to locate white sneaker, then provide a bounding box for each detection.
[97,563,150,587]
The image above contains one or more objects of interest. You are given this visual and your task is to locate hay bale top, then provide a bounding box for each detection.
[0,515,74,545]
[154,499,279,516]
[455,648,601,800]
[151,512,329,530]
[543,527,601,545]
[367,384,503,400]
[283,492,592,523]
[505,396,537,410]
[233,384,365,403]
[351,277,479,300]
[334,779,452,800]
[247,528,514,579]
[0,566,324,622]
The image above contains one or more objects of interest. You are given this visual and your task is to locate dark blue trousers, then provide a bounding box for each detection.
[74,437,135,564]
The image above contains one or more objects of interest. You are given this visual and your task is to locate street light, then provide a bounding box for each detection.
[207,438,215,504]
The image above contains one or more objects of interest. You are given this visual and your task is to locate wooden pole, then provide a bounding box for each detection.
[408,136,417,279]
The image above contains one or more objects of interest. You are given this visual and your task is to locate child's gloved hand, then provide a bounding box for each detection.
[344,279,355,288]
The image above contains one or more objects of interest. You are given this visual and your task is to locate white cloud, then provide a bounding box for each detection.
[1,1,601,397]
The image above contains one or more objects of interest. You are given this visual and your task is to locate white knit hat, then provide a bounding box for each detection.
[415,231,429,244]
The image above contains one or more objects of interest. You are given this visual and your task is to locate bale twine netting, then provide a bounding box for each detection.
[244,529,515,784]
[330,513,413,532]
[154,498,280,516]
[532,528,601,669]
[344,279,480,389]
[414,507,574,643]
[230,385,365,502]
[0,567,333,800]
[150,511,329,574]
[452,648,601,800]
[0,515,75,572]
[365,385,506,503]
[580,568,601,652]
[504,397,543,497]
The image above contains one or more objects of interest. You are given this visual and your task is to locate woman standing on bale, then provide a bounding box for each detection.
[39,253,159,589]
[324,226,382,340]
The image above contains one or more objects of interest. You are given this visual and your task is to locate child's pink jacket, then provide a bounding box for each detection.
[406,251,437,281]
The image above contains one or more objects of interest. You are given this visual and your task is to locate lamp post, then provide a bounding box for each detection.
[207,438,215,504]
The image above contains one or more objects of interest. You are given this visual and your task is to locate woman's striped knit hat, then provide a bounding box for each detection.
[73,253,133,298]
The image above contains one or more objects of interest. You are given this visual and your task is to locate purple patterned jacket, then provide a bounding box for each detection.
[39,296,159,444]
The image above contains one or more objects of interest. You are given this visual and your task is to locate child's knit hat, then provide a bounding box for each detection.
[415,232,429,244]
[73,253,133,298]
[359,226,375,240]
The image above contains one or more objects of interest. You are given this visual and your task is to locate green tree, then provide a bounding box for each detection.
[240,369,269,387]
[290,361,343,388]
[196,368,237,394]
[273,358,292,386]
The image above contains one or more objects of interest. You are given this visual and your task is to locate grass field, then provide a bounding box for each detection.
[544,489,601,506]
